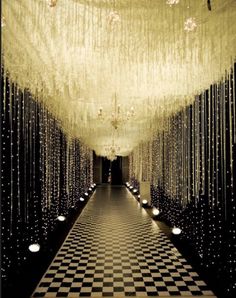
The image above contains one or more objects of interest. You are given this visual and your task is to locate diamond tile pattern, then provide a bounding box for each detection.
[32,185,215,297]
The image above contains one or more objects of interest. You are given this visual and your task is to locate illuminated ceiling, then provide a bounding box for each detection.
[2,0,236,158]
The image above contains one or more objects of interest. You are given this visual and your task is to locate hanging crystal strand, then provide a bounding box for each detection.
[57,126,61,211]
[229,67,235,199]
[218,81,224,218]
[215,84,219,207]
[23,90,28,227]
[222,75,227,220]
[78,143,84,195]
[1,68,8,279]
[208,86,212,208]
[185,109,188,204]
[44,110,51,230]
[39,104,46,238]
[33,98,38,240]
[53,118,59,221]
[52,119,55,215]
[195,96,199,202]
[197,96,201,201]
[207,84,214,265]
[212,85,216,209]
[175,115,178,200]
[71,140,74,200]
[3,68,7,113]
[178,113,182,203]
[183,109,186,204]
[11,82,18,265]
[228,65,236,293]
[44,108,49,235]
[68,140,72,200]
[80,143,83,192]
[9,79,13,237]
[200,92,206,259]
[201,92,206,196]
[188,107,192,204]
[233,63,236,144]
[52,118,57,224]
[66,137,70,199]
[40,105,45,234]
[60,133,66,209]
[90,150,93,186]
[180,110,183,207]
[28,93,32,242]
[56,124,61,215]
[48,114,53,225]
[16,86,20,216]
[191,100,195,202]
[216,82,223,238]
[177,115,181,200]
[181,110,185,204]
[230,67,235,217]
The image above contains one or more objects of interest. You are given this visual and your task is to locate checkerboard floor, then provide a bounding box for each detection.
[32,185,216,297]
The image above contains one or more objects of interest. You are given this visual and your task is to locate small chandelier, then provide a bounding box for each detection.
[98,93,134,130]
[107,150,117,161]
[105,143,120,161]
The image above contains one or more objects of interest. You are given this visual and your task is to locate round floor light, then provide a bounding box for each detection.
[85,192,89,196]
[80,197,85,202]
[172,227,182,235]
[133,188,138,194]
[28,243,40,253]
[152,208,160,216]
[57,215,66,222]
[142,199,148,205]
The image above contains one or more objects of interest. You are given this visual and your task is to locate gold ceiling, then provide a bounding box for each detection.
[2,0,236,157]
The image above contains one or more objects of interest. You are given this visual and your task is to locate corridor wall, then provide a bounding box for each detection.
[129,63,236,296]
[1,71,93,283]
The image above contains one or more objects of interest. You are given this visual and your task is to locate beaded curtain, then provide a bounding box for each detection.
[2,0,236,158]
[129,63,236,295]
[1,71,93,281]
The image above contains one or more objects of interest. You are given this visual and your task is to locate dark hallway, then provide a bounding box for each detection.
[2,1,236,298]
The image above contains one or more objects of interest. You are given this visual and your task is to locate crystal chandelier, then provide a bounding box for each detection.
[98,93,134,130]
[104,140,120,161]
[107,148,117,161]
[2,0,236,157]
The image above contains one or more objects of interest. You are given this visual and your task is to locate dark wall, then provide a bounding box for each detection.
[122,156,129,183]
[151,66,236,297]
[1,73,93,286]
[102,157,111,183]
[129,63,236,297]
[93,152,102,184]
[111,156,122,185]
[93,155,127,185]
